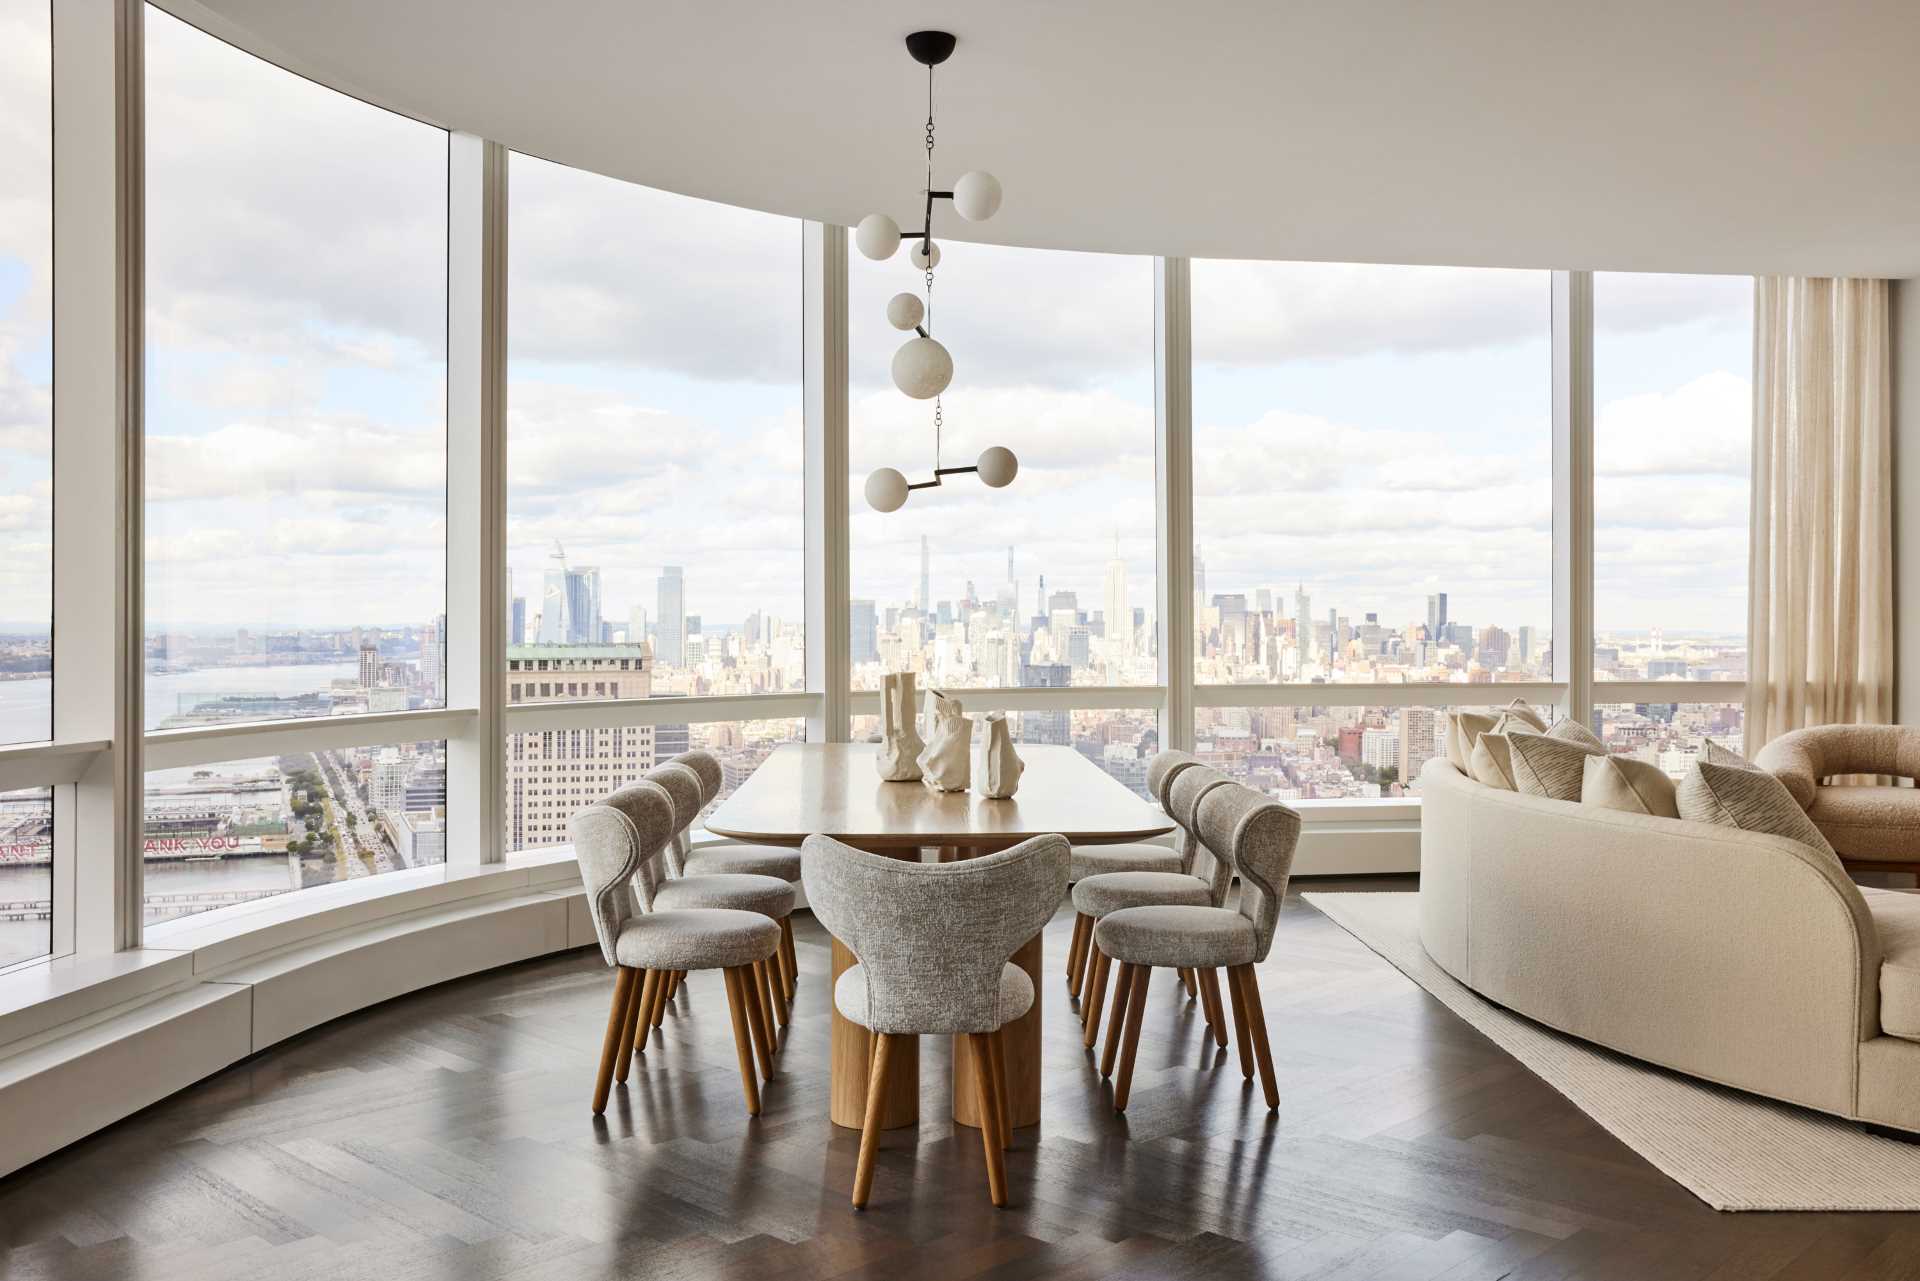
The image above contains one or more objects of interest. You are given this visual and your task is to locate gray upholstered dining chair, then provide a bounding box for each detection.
[639,762,794,1053]
[570,780,782,1117]
[1092,781,1301,1113]
[801,831,1069,1210]
[1062,749,1200,994]
[672,749,801,998]
[1073,763,1236,1049]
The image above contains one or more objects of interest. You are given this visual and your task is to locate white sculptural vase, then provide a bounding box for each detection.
[976,711,1024,799]
[917,689,972,791]
[875,672,925,781]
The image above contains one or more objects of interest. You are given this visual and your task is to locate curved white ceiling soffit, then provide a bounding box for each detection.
[164,0,1920,276]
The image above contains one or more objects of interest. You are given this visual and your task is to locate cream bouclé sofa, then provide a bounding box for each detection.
[1418,756,1920,1135]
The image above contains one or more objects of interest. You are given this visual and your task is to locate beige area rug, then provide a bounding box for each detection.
[1303,891,1920,1212]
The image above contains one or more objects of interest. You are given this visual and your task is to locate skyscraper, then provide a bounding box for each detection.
[358,640,381,689]
[850,598,877,664]
[918,535,930,615]
[1427,592,1449,640]
[656,566,685,666]
[538,562,570,643]
[1398,706,1443,784]
[509,596,526,646]
[1104,539,1131,658]
[1294,585,1312,658]
[426,613,447,702]
[566,566,602,645]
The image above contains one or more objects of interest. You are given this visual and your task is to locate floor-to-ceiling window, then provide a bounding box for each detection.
[141,6,450,923]
[502,154,806,847]
[0,0,55,967]
[1593,272,1752,769]
[1189,260,1553,796]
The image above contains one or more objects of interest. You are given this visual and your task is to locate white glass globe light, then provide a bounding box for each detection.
[855,213,901,261]
[865,467,910,513]
[953,171,1003,222]
[891,335,953,399]
[885,292,925,331]
[909,238,941,270]
[976,445,1019,488]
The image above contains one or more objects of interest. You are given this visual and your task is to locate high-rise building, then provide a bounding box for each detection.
[425,613,447,702]
[1294,585,1312,657]
[1361,728,1401,773]
[503,645,656,850]
[358,640,381,689]
[565,566,601,645]
[1398,706,1444,785]
[1019,662,1071,745]
[656,566,685,666]
[1427,592,1449,640]
[1193,546,1207,607]
[851,598,877,664]
[1254,587,1272,616]
[1517,624,1536,665]
[1104,543,1131,658]
[538,542,571,644]
[510,596,527,646]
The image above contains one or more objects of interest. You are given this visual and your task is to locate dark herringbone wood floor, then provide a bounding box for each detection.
[5,878,1920,1280]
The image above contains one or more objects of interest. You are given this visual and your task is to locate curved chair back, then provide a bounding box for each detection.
[802,832,1069,1035]
[1146,749,1200,810]
[1754,725,1920,808]
[1195,782,1302,962]
[1169,764,1235,901]
[568,780,676,966]
[672,749,724,807]
[644,762,705,876]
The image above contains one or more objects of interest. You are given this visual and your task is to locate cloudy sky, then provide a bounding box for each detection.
[0,4,1751,654]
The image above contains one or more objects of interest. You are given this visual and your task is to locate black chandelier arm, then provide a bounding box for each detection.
[904,464,980,493]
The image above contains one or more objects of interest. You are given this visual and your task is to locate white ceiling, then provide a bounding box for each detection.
[167,0,1920,277]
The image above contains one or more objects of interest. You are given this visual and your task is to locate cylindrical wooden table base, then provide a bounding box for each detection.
[828,934,920,1130]
[953,929,1042,1130]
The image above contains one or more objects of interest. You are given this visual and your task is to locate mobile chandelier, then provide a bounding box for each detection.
[859,30,1019,514]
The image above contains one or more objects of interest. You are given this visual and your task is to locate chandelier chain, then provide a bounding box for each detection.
[926,62,939,471]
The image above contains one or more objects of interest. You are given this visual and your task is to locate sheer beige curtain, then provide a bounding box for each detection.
[1746,277,1892,752]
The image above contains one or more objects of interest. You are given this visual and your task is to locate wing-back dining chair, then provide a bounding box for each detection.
[673,749,802,997]
[571,780,783,1117]
[1063,749,1201,994]
[1092,781,1301,1113]
[640,762,795,1058]
[1073,763,1236,1049]
[802,831,1069,1209]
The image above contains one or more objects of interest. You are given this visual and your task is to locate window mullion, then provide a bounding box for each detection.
[1552,270,1595,729]
[1155,257,1195,752]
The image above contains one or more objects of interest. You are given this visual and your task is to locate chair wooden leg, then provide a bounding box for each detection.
[632,967,663,1055]
[1065,912,1091,993]
[1101,962,1136,1078]
[1179,967,1198,999]
[967,1033,1008,1207]
[775,916,797,1001]
[780,915,798,993]
[1233,963,1279,1110]
[765,953,790,1029]
[1198,968,1228,1047]
[1226,963,1254,1079]
[614,968,647,1083]
[742,964,776,1081]
[852,1031,895,1209]
[755,957,784,1044]
[1115,965,1153,1112]
[667,969,684,1003]
[592,966,639,1115]
[651,970,671,1028]
[721,966,761,1116]
[1082,945,1113,1047]
[987,1027,1012,1150]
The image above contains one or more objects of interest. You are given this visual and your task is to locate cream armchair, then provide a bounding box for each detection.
[1755,725,1920,873]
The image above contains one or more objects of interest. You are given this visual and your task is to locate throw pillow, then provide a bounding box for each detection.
[1469,732,1518,790]
[1546,716,1607,751]
[1445,711,1497,771]
[1582,753,1680,818]
[1507,728,1607,801]
[1702,738,1755,770]
[1677,760,1842,866]
[1502,698,1550,733]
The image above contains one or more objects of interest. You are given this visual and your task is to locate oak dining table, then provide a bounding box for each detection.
[704,741,1175,1133]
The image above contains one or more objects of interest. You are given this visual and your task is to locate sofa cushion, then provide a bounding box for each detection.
[1445,711,1497,771]
[1581,753,1680,818]
[1469,732,1518,790]
[1502,699,1550,733]
[1865,887,1920,1042]
[1507,728,1606,801]
[1703,738,1754,770]
[1677,760,1842,869]
[1808,785,1920,864]
[1547,716,1607,751]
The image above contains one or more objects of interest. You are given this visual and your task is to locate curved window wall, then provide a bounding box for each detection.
[0,4,1758,983]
